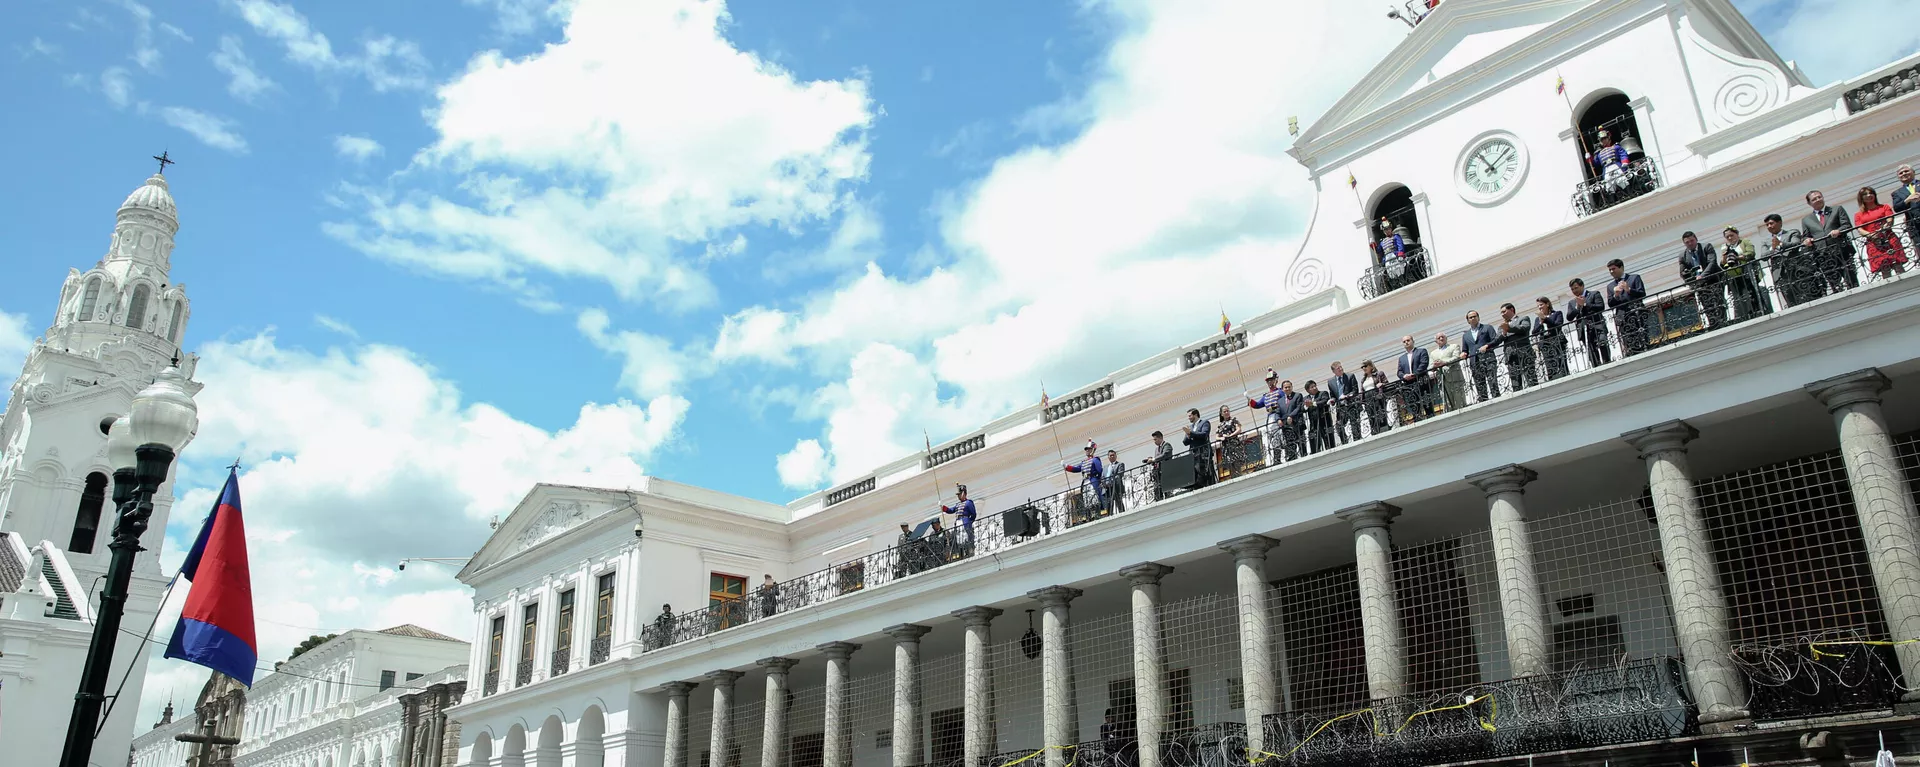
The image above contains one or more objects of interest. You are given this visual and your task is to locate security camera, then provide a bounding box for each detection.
[397,560,406,571]
[633,523,644,540]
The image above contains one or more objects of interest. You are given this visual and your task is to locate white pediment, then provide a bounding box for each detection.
[511,499,591,553]
[457,483,640,580]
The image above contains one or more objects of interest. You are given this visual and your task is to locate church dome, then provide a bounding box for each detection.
[119,174,177,219]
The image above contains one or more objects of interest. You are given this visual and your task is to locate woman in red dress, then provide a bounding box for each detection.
[1855,186,1909,278]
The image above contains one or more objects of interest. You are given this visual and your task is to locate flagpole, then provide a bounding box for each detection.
[1221,306,1252,398]
[1040,380,1070,493]
[923,430,946,511]
[1558,71,1593,164]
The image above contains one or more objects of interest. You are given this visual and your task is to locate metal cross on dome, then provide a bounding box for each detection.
[152,150,175,176]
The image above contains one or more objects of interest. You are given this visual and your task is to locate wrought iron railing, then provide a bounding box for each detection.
[1733,634,1902,720]
[589,635,610,665]
[1846,63,1920,115]
[1261,657,1691,767]
[514,660,532,686]
[482,669,499,696]
[550,647,571,677]
[1572,157,1661,217]
[1357,248,1433,301]
[638,227,1905,654]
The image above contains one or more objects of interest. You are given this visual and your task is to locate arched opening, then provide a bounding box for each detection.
[1360,184,1431,298]
[69,472,109,554]
[126,284,151,330]
[79,277,102,321]
[168,301,185,344]
[1572,92,1659,215]
[502,724,528,767]
[576,706,607,767]
[536,715,565,767]
[468,733,493,767]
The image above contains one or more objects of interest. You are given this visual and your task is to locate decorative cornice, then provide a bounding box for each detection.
[1335,501,1401,530]
[1465,464,1538,496]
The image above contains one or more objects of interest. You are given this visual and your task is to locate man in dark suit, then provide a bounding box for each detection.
[1302,380,1334,454]
[1531,297,1569,381]
[1801,189,1858,293]
[1496,302,1536,391]
[1761,213,1821,307]
[1605,258,1649,355]
[1565,277,1611,369]
[1326,361,1361,445]
[1678,231,1727,329]
[1273,381,1306,461]
[1462,311,1501,403]
[1892,165,1919,259]
[1180,408,1212,487]
[1394,334,1430,420]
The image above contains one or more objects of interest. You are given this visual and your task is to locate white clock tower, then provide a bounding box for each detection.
[0,167,204,767]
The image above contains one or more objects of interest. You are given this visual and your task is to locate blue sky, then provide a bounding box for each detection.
[0,0,1910,726]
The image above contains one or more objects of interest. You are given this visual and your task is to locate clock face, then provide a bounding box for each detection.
[1463,139,1520,195]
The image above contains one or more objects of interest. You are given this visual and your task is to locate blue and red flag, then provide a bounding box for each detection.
[164,469,258,686]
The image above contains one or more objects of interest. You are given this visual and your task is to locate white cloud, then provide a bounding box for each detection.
[223,0,431,92]
[576,308,698,399]
[775,438,827,489]
[156,106,249,153]
[19,37,61,59]
[138,330,686,725]
[757,0,1395,483]
[1758,0,1918,84]
[0,309,31,395]
[100,67,135,108]
[334,134,384,162]
[212,35,277,103]
[313,314,359,338]
[329,0,874,307]
[465,0,568,37]
[111,0,168,72]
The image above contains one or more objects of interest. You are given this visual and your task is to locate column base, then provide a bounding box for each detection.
[1893,699,1920,715]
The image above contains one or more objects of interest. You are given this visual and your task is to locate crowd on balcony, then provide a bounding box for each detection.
[635,168,1918,656]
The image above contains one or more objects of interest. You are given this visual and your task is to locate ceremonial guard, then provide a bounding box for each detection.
[1063,439,1106,512]
[1591,129,1631,192]
[940,484,977,554]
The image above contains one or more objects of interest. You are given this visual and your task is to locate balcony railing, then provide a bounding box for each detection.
[1262,657,1691,767]
[1357,248,1433,301]
[1733,634,1902,720]
[589,635,610,665]
[1845,62,1920,115]
[514,660,532,686]
[637,225,1907,654]
[1572,157,1661,217]
[482,669,498,696]
[550,646,571,677]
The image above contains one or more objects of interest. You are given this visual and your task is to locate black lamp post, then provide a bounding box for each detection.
[59,364,198,767]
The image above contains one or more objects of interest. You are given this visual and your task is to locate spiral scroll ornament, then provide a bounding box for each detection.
[1286,255,1331,299]
[1714,74,1776,124]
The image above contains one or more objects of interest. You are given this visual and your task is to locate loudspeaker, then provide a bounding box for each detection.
[1003,506,1041,537]
[1159,454,1197,494]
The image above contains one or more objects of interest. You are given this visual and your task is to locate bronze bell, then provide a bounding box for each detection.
[1618,130,1644,157]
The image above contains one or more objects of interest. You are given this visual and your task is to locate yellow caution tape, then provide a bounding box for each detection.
[1809,639,1919,660]
[1247,693,1498,765]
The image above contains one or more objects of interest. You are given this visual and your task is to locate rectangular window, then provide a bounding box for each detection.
[555,588,576,655]
[405,672,422,681]
[710,573,747,630]
[520,603,539,666]
[595,572,616,640]
[487,616,505,674]
[379,670,396,691]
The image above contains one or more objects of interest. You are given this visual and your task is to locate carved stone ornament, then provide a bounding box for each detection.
[512,500,590,552]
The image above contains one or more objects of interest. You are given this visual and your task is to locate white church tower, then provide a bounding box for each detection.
[0,167,204,767]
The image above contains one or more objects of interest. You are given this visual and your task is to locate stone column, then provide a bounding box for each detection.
[1219,535,1282,756]
[1335,502,1406,701]
[951,607,1003,767]
[707,670,744,766]
[818,642,860,767]
[759,658,797,767]
[1122,564,1175,767]
[1466,464,1549,680]
[1808,369,1920,700]
[1623,421,1748,727]
[887,624,932,767]
[1027,586,1084,767]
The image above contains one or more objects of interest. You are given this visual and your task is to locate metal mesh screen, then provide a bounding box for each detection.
[923,649,965,767]
[734,684,764,767]
[689,696,713,767]
[1273,565,1367,713]
[1900,430,1920,503]
[1390,533,1498,696]
[991,613,1045,757]
[787,682,826,767]
[1527,495,1680,672]
[846,665,893,767]
[1160,592,1249,767]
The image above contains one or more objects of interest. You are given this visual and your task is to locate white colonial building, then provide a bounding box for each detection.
[131,624,471,767]
[0,169,202,767]
[450,2,1920,767]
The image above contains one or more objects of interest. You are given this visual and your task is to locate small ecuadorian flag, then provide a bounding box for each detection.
[1347,171,1357,189]
[1220,311,1233,336]
[1556,75,1566,95]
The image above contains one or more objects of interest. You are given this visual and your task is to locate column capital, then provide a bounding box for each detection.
[1120,562,1174,585]
[1335,501,1400,530]
[1218,534,1278,561]
[1622,420,1698,456]
[1465,464,1537,496]
[705,669,743,686]
[816,641,860,660]
[755,657,797,674]
[661,681,699,697]
[883,623,931,642]
[1806,368,1892,412]
[951,606,1003,626]
[1027,585,1084,607]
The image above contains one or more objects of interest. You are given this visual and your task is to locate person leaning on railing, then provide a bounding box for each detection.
[1892,164,1920,247]
[1302,379,1335,455]
[1531,297,1569,382]
[1496,302,1537,392]
[1760,214,1820,308]
[1854,185,1910,280]
[1215,405,1245,476]
[1428,332,1467,412]
[1604,259,1649,356]
[1679,230,1729,330]
[1143,430,1173,502]
[1327,361,1362,445]
[1358,359,1392,433]
[1719,225,1772,322]
[1801,189,1860,293]
[1564,277,1611,369]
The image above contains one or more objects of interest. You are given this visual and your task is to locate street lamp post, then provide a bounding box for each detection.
[59,363,199,767]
